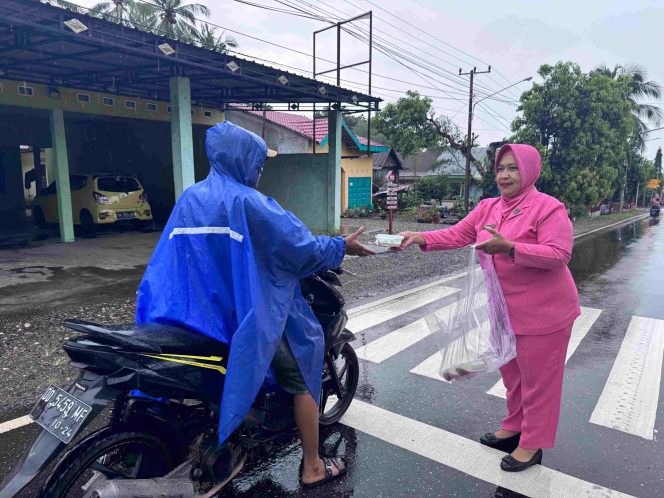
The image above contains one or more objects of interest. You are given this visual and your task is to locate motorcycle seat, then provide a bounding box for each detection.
[64,319,229,356]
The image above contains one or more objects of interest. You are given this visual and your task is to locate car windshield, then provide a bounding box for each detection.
[96,176,141,192]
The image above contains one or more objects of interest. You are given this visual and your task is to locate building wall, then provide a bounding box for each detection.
[309,143,373,211]
[223,112,374,212]
[0,79,223,126]
[258,153,333,234]
[224,111,310,153]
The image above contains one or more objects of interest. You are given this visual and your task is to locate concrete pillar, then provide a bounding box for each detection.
[326,110,342,234]
[169,76,195,199]
[49,108,74,242]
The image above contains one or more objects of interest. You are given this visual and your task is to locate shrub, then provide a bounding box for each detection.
[414,175,451,202]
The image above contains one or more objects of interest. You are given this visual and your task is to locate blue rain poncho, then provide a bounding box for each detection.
[136,121,345,443]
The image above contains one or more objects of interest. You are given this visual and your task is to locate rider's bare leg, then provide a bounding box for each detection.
[294,394,342,484]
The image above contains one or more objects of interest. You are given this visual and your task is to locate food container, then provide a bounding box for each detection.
[374,234,404,247]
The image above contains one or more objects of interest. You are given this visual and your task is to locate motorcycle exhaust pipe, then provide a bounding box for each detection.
[85,479,195,498]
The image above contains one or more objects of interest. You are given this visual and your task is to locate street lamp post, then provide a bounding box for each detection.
[461,76,533,211]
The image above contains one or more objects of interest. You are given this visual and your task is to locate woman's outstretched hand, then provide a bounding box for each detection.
[394,231,426,251]
[476,226,515,255]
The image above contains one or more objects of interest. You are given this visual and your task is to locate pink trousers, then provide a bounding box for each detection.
[499,324,573,449]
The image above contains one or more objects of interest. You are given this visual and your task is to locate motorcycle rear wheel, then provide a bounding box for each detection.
[319,343,359,426]
[37,427,176,498]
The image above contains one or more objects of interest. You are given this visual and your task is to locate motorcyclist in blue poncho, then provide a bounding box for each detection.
[136,121,374,487]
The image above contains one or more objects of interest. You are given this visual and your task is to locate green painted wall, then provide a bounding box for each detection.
[259,153,333,234]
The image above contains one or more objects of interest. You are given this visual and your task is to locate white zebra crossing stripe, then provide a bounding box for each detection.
[355,317,431,363]
[486,307,602,399]
[356,293,489,365]
[346,284,459,333]
[347,271,466,316]
[409,319,490,383]
[590,315,664,440]
[341,400,634,498]
[0,415,33,434]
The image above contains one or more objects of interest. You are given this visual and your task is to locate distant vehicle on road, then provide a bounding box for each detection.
[650,204,660,218]
[32,174,153,234]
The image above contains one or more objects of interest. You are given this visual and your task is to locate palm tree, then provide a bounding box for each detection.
[197,24,239,53]
[90,0,136,26]
[128,2,158,33]
[596,63,663,147]
[149,0,211,40]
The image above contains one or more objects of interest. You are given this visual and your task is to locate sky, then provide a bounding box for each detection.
[70,0,664,159]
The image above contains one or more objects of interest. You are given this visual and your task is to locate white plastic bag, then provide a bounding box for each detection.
[425,246,516,382]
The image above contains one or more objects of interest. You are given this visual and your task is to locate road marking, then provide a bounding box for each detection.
[347,271,466,316]
[487,307,602,399]
[341,400,633,498]
[356,291,489,364]
[409,318,490,383]
[590,315,664,440]
[355,316,432,363]
[347,284,459,333]
[0,415,33,434]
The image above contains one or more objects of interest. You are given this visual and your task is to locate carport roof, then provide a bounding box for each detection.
[0,0,381,111]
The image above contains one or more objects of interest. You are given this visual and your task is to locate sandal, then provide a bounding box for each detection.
[300,456,347,488]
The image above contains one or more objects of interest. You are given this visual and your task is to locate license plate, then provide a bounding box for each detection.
[117,211,135,219]
[30,385,92,444]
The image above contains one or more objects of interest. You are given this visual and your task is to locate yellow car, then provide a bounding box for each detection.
[32,174,153,233]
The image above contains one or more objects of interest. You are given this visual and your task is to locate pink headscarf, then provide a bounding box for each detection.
[495,144,542,215]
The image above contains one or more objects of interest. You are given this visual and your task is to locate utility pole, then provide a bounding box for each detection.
[460,66,491,212]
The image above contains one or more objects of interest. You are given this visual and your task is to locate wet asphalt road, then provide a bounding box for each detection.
[1,216,664,497]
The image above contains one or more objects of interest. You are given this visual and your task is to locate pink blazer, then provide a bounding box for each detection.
[421,189,580,335]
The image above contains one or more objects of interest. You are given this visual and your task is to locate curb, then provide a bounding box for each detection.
[573,213,651,241]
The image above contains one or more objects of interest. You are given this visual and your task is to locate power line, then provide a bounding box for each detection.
[357,0,523,100]
[284,0,504,99]
[338,0,521,100]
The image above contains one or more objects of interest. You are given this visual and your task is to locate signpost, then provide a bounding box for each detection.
[386,171,398,234]
[647,179,661,189]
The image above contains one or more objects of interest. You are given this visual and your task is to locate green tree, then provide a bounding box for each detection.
[91,0,135,25]
[148,0,210,40]
[197,24,238,53]
[373,91,489,189]
[414,175,451,202]
[341,114,388,145]
[655,147,663,180]
[594,64,662,149]
[512,62,635,214]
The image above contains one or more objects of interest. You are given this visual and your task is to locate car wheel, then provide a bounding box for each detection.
[33,206,47,229]
[80,210,95,236]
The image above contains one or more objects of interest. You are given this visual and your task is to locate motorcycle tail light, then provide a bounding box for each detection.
[93,192,110,204]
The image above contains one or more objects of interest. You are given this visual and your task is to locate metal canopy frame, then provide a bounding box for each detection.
[312,11,374,154]
[0,0,381,112]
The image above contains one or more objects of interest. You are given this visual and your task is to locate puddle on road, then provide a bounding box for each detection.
[0,266,58,288]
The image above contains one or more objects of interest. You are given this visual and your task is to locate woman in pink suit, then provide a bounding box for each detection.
[399,144,580,472]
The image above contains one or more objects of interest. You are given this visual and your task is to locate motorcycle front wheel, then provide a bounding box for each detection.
[319,343,359,426]
[37,427,176,498]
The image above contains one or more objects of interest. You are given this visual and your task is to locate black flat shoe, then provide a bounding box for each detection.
[500,449,543,472]
[479,432,521,453]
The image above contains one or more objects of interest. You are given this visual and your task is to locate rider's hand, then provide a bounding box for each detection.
[475,226,514,255]
[344,227,376,257]
[394,231,426,251]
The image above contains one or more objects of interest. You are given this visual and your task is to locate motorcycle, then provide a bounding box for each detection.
[650,204,660,218]
[0,268,358,498]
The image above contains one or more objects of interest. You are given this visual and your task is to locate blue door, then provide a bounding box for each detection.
[348,177,371,208]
